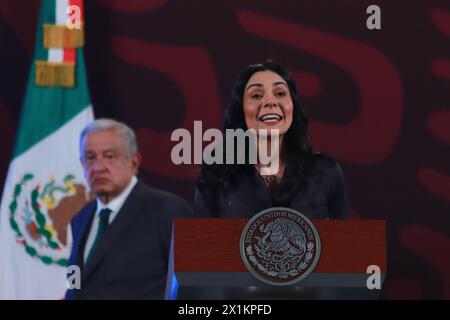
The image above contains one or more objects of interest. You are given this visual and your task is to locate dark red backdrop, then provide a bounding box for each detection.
[1,0,449,299]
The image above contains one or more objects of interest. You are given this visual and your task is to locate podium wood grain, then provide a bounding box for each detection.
[173,219,386,273]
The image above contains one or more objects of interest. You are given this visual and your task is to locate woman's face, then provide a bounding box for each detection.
[243,71,293,136]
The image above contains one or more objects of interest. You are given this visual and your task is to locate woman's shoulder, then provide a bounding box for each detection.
[311,152,342,173]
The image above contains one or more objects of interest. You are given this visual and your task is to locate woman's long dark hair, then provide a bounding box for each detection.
[197,60,314,209]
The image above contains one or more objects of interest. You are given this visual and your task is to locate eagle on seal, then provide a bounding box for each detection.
[257,218,307,256]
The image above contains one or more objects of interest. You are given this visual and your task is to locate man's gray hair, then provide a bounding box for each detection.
[80,118,138,158]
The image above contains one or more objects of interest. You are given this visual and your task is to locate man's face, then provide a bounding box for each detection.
[81,131,140,201]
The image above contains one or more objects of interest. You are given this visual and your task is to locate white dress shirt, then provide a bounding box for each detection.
[83,176,138,262]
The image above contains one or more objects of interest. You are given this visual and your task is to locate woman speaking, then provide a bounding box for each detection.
[194,60,348,220]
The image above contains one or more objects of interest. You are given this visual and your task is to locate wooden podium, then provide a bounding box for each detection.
[165,219,386,300]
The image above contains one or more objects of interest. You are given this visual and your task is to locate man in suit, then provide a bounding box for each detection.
[65,119,192,299]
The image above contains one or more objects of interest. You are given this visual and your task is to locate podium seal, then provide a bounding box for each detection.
[240,207,321,286]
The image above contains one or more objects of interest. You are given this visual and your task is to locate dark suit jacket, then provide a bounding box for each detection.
[195,153,348,219]
[65,180,192,299]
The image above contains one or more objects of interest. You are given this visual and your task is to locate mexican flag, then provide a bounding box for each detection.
[0,0,93,299]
